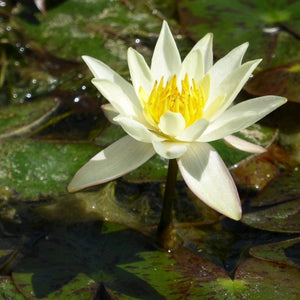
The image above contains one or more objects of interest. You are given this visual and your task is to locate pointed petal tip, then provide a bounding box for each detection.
[82,55,95,64]
[230,209,242,221]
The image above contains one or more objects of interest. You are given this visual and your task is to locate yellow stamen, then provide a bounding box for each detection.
[139,74,206,128]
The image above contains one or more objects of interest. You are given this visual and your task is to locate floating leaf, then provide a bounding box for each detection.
[249,237,300,267]
[178,0,300,68]
[251,166,300,207]
[17,0,162,60]
[245,62,300,103]
[0,276,25,300]
[242,199,300,233]
[122,249,300,299]
[234,258,300,299]
[12,222,163,299]
[0,140,100,200]
[11,219,300,299]
[0,98,59,139]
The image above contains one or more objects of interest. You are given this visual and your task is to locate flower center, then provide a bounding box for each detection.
[139,74,206,128]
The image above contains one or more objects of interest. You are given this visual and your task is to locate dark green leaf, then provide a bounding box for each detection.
[0,276,26,300]
[242,199,300,233]
[251,166,300,207]
[249,237,300,267]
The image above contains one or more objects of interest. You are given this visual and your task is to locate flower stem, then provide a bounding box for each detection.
[156,159,178,247]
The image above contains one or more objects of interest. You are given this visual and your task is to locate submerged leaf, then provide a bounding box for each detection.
[37,182,141,228]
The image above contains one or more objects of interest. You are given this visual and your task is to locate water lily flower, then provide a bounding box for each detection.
[68,21,286,221]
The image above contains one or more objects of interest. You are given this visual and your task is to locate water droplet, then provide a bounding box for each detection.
[73,96,80,103]
[81,85,87,90]
[135,38,141,44]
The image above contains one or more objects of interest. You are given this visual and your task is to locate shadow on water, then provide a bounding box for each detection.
[13,221,165,299]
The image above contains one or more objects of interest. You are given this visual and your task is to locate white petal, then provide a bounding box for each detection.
[177,119,209,142]
[177,143,241,220]
[92,79,143,119]
[68,136,155,192]
[179,49,203,83]
[190,33,213,74]
[206,59,261,120]
[208,42,249,93]
[114,115,165,143]
[158,111,186,137]
[224,135,266,153]
[152,140,188,159]
[82,55,141,109]
[101,104,119,124]
[151,21,181,81]
[128,48,153,95]
[200,96,287,142]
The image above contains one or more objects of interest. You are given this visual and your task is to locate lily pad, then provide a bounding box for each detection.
[178,0,300,68]
[17,0,162,61]
[10,219,300,299]
[11,222,165,299]
[231,143,295,191]
[0,140,100,200]
[251,166,300,207]
[234,258,300,299]
[249,237,300,267]
[242,199,300,233]
[0,276,25,300]
[0,98,59,139]
[245,61,300,103]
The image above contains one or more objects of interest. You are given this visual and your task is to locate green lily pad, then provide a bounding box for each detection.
[0,276,25,300]
[251,166,300,207]
[249,237,300,267]
[0,140,100,200]
[0,98,59,139]
[234,258,300,299]
[122,249,300,299]
[242,199,300,233]
[178,0,300,68]
[17,0,162,61]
